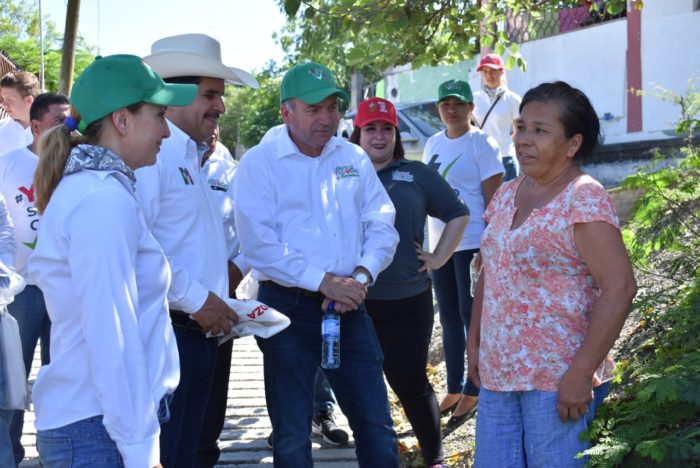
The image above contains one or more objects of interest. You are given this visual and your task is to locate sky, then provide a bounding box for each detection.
[40,0,287,73]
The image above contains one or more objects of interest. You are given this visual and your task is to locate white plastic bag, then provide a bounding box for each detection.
[208,298,290,344]
[0,261,29,410]
[0,306,29,410]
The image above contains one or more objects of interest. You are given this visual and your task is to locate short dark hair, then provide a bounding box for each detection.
[520,81,600,162]
[164,76,202,85]
[30,92,69,122]
[0,70,41,98]
[349,126,405,160]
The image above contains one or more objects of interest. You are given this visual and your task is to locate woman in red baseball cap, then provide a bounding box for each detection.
[473,53,522,181]
[349,97,469,468]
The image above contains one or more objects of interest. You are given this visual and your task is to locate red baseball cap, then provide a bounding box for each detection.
[477,54,505,71]
[354,97,398,128]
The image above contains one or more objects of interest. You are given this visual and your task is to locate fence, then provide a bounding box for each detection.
[505,2,626,43]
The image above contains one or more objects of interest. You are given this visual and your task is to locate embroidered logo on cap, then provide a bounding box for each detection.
[308,66,331,81]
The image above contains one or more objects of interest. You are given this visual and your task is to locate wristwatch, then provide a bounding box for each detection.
[352,271,370,286]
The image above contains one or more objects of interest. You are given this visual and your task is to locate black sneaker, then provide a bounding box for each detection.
[311,411,349,446]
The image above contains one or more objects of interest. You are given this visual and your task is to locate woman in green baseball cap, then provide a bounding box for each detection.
[28,55,197,468]
[422,79,505,430]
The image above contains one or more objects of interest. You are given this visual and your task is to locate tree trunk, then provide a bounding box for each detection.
[59,0,80,96]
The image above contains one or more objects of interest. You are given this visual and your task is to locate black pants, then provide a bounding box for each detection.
[365,288,444,466]
[196,337,233,468]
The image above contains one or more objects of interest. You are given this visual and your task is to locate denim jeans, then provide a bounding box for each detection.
[0,334,15,468]
[37,416,124,467]
[432,248,480,396]
[314,368,336,415]
[502,156,519,182]
[474,385,610,467]
[257,283,399,468]
[160,325,217,468]
[6,284,51,464]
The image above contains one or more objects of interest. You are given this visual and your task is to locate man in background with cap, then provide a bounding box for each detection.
[136,33,258,467]
[234,62,400,467]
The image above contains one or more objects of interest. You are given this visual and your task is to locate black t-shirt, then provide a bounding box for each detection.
[368,158,469,300]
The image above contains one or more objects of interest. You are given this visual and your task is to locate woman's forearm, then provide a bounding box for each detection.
[431,215,468,269]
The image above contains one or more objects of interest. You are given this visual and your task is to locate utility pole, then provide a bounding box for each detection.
[58,0,81,96]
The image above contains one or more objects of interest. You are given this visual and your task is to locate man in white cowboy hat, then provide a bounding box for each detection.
[135,33,258,468]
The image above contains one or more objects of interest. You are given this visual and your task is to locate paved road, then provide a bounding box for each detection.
[19,336,358,467]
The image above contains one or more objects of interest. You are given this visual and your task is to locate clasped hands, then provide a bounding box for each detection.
[319,272,368,313]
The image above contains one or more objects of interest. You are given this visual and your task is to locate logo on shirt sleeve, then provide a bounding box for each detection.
[334,165,360,180]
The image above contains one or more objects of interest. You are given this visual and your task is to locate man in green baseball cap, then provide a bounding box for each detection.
[279,61,349,157]
[233,62,400,466]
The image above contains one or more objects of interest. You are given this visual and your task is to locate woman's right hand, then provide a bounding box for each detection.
[467,326,481,389]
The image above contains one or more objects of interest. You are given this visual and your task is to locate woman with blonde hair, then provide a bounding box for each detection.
[28,54,196,467]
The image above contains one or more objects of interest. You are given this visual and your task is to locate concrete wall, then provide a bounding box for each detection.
[384,0,700,145]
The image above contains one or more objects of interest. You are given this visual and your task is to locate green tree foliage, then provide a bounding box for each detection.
[0,0,94,91]
[276,0,633,73]
[219,62,284,154]
[584,81,699,467]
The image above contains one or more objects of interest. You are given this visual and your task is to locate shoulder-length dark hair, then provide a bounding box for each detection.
[349,125,405,160]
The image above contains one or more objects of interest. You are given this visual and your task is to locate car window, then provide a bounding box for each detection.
[401,103,444,137]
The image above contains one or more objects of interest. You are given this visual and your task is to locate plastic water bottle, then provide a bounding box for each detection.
[469,253,480,297]
[321,301,340,369]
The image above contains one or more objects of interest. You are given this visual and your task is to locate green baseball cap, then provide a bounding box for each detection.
[438,79,473,103]
[280,62,349,104]
[71,54,198,132]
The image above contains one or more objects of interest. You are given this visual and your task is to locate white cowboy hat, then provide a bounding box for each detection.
[143,33,259,89]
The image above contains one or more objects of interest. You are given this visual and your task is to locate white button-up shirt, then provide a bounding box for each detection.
[233,127,399,291]
[28,170,178,468]
[201,141,249,275]
[135,121,229,313]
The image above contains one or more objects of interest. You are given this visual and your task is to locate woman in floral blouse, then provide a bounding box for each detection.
[467,81,637,467]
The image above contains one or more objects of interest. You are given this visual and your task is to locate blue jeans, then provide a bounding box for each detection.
[160,325,217,468]
[502,156,519,182]
[6,284,51,464]
[257,284,399,468]
[314,368,336,415]
[432,249,480,396]
[37,416,124,467]
[474,385,610,467]
[0,331,15,468]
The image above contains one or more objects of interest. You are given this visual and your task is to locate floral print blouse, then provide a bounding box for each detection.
[479,174,619,391]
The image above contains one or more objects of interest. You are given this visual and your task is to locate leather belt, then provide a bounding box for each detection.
[169,310,203,332]
[259,281,324,300]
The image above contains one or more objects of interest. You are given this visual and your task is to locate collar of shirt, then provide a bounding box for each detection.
[274,127,344,161]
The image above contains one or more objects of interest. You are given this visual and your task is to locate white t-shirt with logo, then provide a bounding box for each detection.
[422,128,504,251]
[0,146,40,280]
[0,118,32,156]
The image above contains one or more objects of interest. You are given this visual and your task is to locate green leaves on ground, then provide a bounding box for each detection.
[585,81,700,467]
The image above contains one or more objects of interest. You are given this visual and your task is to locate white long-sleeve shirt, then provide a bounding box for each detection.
[0,118,31,157]
[202,141,249,275]
[28,169,179,468]
[135,121,229,313]
[0,193,15,268]
[0,147,40,280]
[233,129,399,290]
